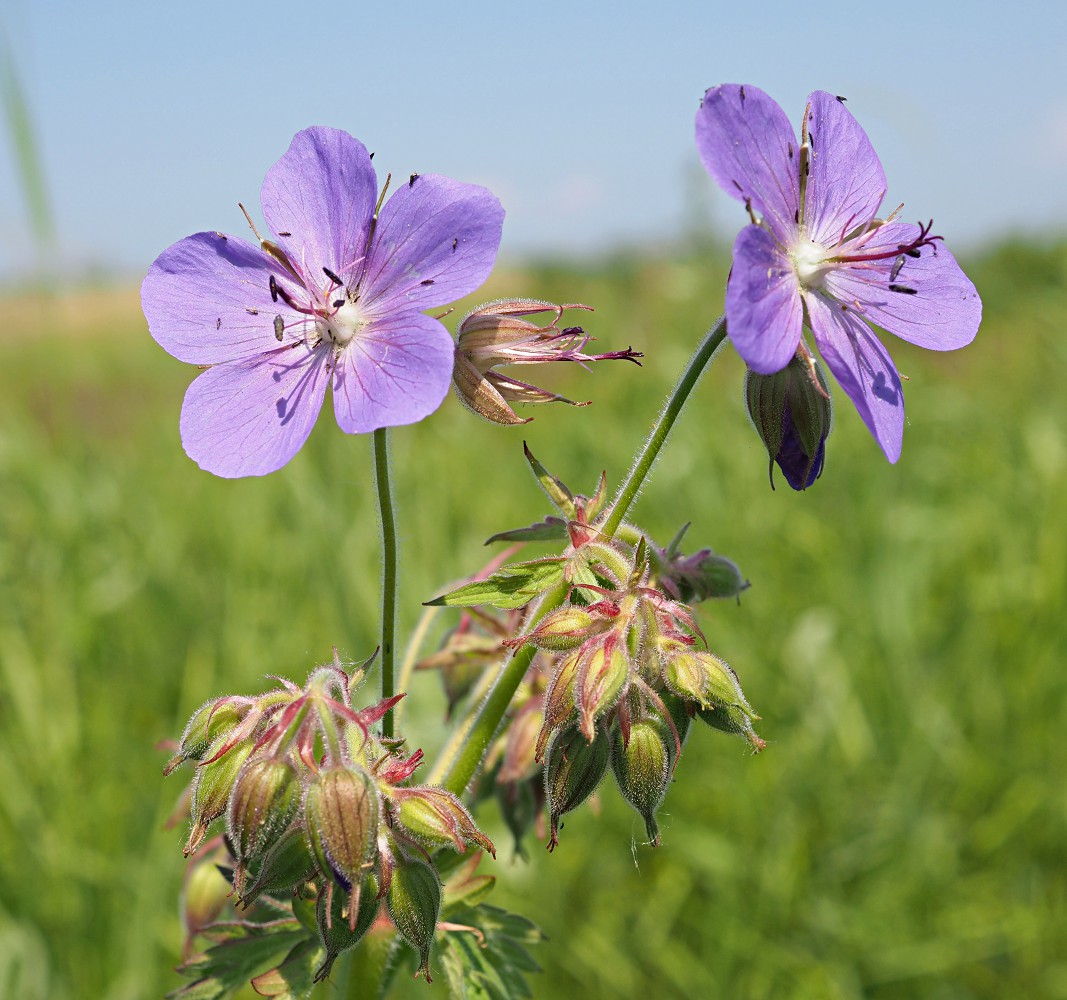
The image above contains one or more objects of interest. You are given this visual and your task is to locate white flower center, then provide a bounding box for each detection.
[792,239,833,290]
[322,299,367,347]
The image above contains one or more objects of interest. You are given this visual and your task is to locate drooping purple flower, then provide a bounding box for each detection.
[142,127,504,477]
[696,85,981,462]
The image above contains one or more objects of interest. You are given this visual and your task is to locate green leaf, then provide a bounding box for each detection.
[484,517,568,545]
[435,903,546,1000]
[522,443,576,516]
[426,559,566,610]
[168,921,309,1000]
[249,938,323,998]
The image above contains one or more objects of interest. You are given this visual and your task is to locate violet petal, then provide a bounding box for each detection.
[142,232,293,365]
[726,224,803,374]
[805,292,904,463]
[696,84,800,246]
[359,175,504,315]
[803,92,887,249]
[260,127,377,289]
[179,346,330,478]
[825,222,982,350]
[331,312,455,433]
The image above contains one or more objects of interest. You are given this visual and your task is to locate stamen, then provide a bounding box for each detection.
[273,315,285,341]
[889,284,918,295]
[323,266,343,287]
[269,274,279,303]
[889,255,906,282]
[409,172,419,187]
[833,219,942,266]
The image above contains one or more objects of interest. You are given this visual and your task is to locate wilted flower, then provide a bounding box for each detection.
[143,126,504,477]
[453,299,642,425]
[696,85,981,461]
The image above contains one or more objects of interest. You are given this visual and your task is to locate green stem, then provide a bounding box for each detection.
[373,428,398,739]
[600,315,727,538]
[436,316,729,795]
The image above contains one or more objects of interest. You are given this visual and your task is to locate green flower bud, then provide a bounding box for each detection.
[238,822,317,908]
[544,723,610,851]
[693,656,766,752]
[313,874,381,983]
[535,650,581,762]
[388,858,442,982]
[574,639,630,741]
[226,755,301,876]
[611,719,671,845]
[185,737,253,856]
[304,765,379,890]
[521,606,597,651]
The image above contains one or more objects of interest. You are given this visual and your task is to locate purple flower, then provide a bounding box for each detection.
[142,127,504,477]
[696,85,981,462]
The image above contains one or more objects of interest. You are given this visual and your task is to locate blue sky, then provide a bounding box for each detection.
[1,0,1065,282]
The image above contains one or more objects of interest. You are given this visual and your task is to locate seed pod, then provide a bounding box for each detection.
[185,738,253,856]
[165,698,247,776]
[304,765,379,890]
[313,874,381,983]
[238,822,317,908]
[610,719,671,845]
[388,858,441,982]
[227,754,301,873]
[544,723,610,851]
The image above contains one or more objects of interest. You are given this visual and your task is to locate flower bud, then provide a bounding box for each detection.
[544,723,610,851]
[238,822,317,908]
[610,719,672,845]
[535,651,581,761]
[388,858,442,981]
[185,737,253,856]
[304,764,379,891]
[661,548,749,604]
[314,874,381,983]
[745,354,831,490]
[393,786,496,858]
[226,754,301,877]
[691,656,766,752]
[508,606,598,652]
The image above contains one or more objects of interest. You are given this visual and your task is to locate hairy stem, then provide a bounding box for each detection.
[373,428,398,739]
[600,315,727,538]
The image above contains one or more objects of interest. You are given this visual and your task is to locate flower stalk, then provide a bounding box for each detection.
[373,427,398,739]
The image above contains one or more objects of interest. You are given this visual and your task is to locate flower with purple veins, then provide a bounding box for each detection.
[696,85,981,462]
[142,126,504,477]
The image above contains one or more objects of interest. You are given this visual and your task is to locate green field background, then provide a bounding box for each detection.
[1,239,1065,999]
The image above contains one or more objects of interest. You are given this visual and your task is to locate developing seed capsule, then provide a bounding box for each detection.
[393,787,496,857]
[544,723,610,851]
[304,765,379,891]
[610,719,671,845]
[226,754,301,876]
[388,858,442,982]
[313,873,381,983]
[185,738,253,856]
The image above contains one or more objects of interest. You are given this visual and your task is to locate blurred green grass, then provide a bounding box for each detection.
[1,239,1065,1000]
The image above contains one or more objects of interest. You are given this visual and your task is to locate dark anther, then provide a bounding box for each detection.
[836,95,847,103]
[409,173,419,187]
[269,274,279,302]
[277,231,291,237]
[889,284,918,295]
[794,209,800,224]
[420,279,434,286]
[273,315,285,341]
[216,317,221,330]
[369,151,375,159]
[740,86,746,101]
[275,284,298,309]
[451,238,458,252]
[890,255,906,281]
[323,266,343,286]
[332,298,345,308]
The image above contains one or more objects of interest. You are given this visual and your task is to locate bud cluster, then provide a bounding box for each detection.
[165,652,494,982]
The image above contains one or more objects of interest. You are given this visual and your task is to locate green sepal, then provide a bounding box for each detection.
[248,937,322,998]
[523,442,576,516]
[426,558,566,610]
[484,516,568,545]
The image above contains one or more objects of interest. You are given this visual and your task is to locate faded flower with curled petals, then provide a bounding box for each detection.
[696,85,981,462]
[142,126,504,477]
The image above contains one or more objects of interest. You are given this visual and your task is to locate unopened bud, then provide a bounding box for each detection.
[388,858,442,981]
[693,656,765,752]
[508,606,597,652]
[544,724,610,851]
[745,354,831,490]
[304,765,379,890]
[165,698,246,776]
[574,639,630,741]
[535,651,581,761]
[610,719,671,845]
